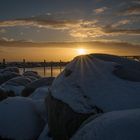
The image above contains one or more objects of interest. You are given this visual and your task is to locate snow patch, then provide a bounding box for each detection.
[72,109,140,140]
[51,54,140,113]
[0,97,45,140]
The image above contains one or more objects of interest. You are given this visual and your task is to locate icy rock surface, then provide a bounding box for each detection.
[0,97,45,140]
[1,76,32,96]
[51,54,140,113]
[71,109,140,140]
[22,77,54,97]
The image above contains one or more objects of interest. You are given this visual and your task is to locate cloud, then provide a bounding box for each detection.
[0,19,75,29]
[94,7,108,14]
[111,19,131,28]
[0,29,6,33]
[100,19,139,35]
[102,25,140,35]
[0,18,97,30]
[1,37,14,42]
[0,39,139,50]
[0,13,139,39]
[0,18,100,38]
[133,0,140,4]
[69,26,104,38]
[121,5,140,16]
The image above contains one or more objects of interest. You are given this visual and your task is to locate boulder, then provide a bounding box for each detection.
[46,54,140,139]
[71,109,140,140]
[24,76,38,81]
[0,71,20,85]
[29,87,49,100]
[45,93,96,140]
[22,77,54,97]
[23,71,41,79]
[0,97,45,140]
[0,67,19,74]
[50,54,140,113]
[1,76,32,96]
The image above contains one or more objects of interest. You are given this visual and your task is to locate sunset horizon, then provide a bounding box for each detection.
[0,1,140,140]
[0,40,140,62]
[0,0,140,61]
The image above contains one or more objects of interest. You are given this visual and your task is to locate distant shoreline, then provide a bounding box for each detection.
[0,61,69,68]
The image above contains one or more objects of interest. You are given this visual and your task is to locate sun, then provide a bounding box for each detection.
[77,48,87,55]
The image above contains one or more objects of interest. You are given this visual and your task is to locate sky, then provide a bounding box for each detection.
[0,0,140,61]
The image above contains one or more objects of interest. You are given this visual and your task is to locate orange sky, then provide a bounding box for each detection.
[0,41,140,62]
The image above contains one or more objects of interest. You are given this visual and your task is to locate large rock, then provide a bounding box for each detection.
[1,76,32,96]
[23,71,41,79]
[51,54,140,113]
[46,93,98,140]
[0,97,45,140]
[71,109,140,140]
[0,67,19,74]
[0,88,15,102]
[46,54,140,139]
[29,87,49,100]
[0,71,20,85]
[22,77,54,97]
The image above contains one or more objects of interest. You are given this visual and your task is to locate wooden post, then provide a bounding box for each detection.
[51,61,53,77]
[44,60,46,76]
[23,59,26,73]
[2,58,6,68]
[60,60,62,73]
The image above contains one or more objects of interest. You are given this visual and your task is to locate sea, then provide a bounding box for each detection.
[19,66,65,77]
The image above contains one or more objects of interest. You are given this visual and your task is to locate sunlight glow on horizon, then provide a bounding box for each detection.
[0,43,139,62]
[77,48,87,55]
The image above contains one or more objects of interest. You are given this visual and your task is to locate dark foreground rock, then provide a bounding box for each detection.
[0,72,20,85]
[22,77,55,97]
[0,67,19,74]
[0,89,7,101]
[0,88,15,102]
[47,54,140,140]
[23,71,41,79]
[0,97,45,140]
[45,92,97,140]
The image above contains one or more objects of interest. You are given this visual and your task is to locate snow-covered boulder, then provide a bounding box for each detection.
[45,93,94,140]
[33,99,48,122]
[24,75,38,81]
[92,54,140,82]
[30,87,49,100]
[46,53,140,139]
[23,71,41,79]
[22,77,54,97]
[71,109,140,140]
[0,97,45,140]
[0,67,19,74]
[29,87,49,122]
[1,76,32,96]
[51,54,140,113]
[0,71,20,85]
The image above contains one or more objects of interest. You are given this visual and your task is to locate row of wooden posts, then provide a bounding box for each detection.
[42,59,62,77]
[2,59,63,77]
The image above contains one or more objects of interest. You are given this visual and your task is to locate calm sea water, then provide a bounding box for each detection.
[19,66,65,77]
